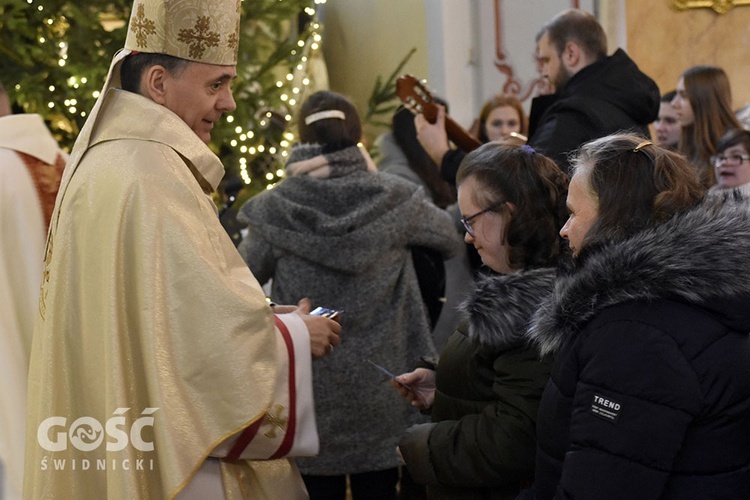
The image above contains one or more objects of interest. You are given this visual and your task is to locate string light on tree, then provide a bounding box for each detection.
[235,0,326,194]
[3,0,323,197]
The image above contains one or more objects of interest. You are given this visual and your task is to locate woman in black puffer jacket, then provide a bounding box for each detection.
[394,141,569,499]
[528,133,750,499]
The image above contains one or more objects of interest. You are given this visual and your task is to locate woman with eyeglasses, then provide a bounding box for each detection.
[710,128,750,194]
[528,133,750,499]
[392,141,568,499]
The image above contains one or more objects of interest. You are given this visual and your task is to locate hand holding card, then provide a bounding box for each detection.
[387,367,436,410]
[367,360,411,390]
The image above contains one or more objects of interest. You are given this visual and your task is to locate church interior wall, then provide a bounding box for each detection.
[320,0,750,144]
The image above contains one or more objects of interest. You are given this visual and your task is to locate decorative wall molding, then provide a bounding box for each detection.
[671,0,750,14]
[492,0,580,103]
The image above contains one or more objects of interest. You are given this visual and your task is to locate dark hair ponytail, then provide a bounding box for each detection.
[298,91,361,154]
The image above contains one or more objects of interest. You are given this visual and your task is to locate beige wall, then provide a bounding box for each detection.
[626,1,750,109]
[320,0,430,144]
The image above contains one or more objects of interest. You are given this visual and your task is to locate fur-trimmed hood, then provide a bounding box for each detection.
[529,196,750,356]
[459,267,556,350]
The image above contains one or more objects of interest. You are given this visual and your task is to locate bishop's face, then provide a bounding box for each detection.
[161,62,237,144]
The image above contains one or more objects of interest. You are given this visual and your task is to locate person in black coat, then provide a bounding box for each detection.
[393,142,569,499]
[528,133,750,499]
[529,9,660,173]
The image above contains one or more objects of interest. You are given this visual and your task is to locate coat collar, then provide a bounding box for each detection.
[90,89,225,192]
[460,267,556,350]
[529,195,750,356]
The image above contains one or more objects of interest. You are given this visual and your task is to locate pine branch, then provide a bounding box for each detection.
[364,47,416,123]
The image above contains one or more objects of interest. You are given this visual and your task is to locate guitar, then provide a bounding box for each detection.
[395,74,482,153]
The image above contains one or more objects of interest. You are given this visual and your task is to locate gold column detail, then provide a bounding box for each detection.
[671,0,750,14]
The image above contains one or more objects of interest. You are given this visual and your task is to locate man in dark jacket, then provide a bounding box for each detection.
[529,9,660,172]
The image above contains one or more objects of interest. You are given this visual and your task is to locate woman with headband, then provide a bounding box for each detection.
[237,90,463,499]
[527,133,750,499]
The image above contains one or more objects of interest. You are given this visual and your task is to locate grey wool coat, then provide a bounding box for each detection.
[237,144,464,475]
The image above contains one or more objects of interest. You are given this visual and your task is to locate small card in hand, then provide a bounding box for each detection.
[367,360,411,390]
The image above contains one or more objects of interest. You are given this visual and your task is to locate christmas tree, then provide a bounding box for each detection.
[0,0,326,196]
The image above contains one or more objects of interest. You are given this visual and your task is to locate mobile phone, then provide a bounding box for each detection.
[310,306,342,321]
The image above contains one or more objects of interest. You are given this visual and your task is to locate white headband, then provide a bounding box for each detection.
[304,110,346,125]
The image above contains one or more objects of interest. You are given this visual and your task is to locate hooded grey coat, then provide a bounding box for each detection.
[237,144,463,475]
[528,196,750,499]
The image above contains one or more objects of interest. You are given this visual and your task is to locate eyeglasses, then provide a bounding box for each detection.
[460,203,504,237]
[711,154,750,167]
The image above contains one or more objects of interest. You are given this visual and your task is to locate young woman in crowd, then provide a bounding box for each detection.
[652,91,680,151]
[413,93,530,280]
[416,93,529,187]
[393,141,568,499]
[709,127,750,195]
[529,133,750,499]
[671,65,742,187]
[474,93,529,144]
[237,90,463,500]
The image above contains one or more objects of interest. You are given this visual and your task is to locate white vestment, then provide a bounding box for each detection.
[0,114,66,500]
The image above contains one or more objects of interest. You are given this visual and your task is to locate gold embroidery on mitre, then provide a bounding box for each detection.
[227,19,239,52]
[263,404,288,439]
[130,3,157,48]
[226,0,241,51]
[178,16,221,60]
[122,0,241,65]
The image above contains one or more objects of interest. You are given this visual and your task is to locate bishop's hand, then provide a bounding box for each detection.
[294,298,342,359]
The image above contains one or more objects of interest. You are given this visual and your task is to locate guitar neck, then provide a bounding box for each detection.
[444,116,482,153]
[394,74,482,153]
